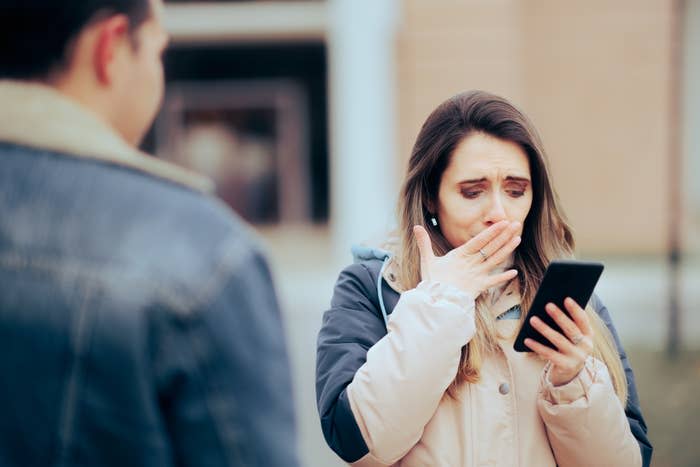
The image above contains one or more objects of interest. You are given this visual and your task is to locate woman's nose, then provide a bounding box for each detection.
[484,193,507,225]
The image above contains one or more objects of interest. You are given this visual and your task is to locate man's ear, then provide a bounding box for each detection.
[94,15,130,85]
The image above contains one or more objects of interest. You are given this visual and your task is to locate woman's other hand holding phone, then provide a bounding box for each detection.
[524,297,595,386]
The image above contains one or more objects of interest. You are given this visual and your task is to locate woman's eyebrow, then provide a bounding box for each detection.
[457,176,531,184]
[457,177,487,184]
[505,176,531,183]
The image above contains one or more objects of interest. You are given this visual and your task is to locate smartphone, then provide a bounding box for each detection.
[513,260,604,352]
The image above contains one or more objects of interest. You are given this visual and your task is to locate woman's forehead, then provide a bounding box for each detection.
[445,133,530,179]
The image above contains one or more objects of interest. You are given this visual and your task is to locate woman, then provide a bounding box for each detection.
[316,91,652,466]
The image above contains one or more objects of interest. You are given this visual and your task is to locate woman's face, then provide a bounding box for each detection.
[435,132,533,250]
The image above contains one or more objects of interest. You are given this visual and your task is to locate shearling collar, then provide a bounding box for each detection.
[0,80,213,193]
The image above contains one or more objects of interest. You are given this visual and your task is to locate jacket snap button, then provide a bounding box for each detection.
[498,383,510,395]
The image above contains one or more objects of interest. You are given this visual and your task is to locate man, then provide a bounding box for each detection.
[0,1,299,465]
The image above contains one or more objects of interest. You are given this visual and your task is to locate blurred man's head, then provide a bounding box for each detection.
[0,0,169,146]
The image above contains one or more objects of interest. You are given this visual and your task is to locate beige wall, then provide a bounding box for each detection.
[396,0,676,255]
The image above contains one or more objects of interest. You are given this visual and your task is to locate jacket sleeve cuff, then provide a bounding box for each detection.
[539,356,599,405]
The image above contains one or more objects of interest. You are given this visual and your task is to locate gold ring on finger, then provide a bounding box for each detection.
[571,334,584,345]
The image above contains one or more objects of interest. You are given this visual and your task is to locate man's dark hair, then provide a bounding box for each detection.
[0,0,151,80]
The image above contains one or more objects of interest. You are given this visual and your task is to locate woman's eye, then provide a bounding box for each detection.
[461,190,481,199]
[508,190,525,198]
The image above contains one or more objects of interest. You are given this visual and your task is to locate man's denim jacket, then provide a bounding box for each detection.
[0,81,299,467]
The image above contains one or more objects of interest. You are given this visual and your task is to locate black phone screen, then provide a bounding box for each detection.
[513,260,604,352]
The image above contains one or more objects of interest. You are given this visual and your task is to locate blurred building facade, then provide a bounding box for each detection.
[157,0,697,260]
[398,0,680,257]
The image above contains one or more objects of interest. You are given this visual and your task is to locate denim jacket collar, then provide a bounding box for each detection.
[0,80,213,193]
